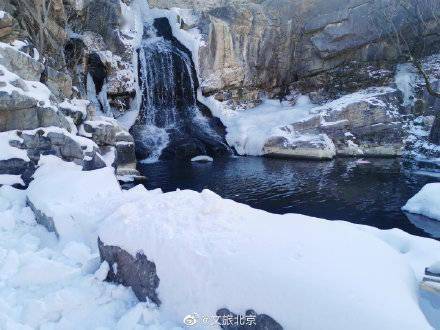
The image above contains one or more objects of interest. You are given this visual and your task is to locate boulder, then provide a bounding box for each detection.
[59,99,90,125]
[0,91,70,132]
[82,117,122,146]
[98,238,161,305]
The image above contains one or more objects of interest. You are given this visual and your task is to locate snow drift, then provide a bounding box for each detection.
[403,183,440,221]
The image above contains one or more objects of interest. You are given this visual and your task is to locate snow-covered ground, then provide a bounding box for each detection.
[0,184,181,329]
[1,156,438,329]
[403,183,440,221]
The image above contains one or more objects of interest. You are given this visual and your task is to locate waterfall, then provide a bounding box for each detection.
[131,18,231,162]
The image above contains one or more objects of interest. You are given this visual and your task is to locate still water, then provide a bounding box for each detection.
[138,157,440,239]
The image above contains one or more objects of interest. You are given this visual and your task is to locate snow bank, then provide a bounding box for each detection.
[0,184,179,329]
[403,183,440,221]
[27,156,122,246]
[98,188,434,330]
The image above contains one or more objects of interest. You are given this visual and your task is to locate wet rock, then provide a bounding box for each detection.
[98,238,161,305]
[115,141,136,166]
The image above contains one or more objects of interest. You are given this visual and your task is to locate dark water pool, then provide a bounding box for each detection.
[138,157,440,239]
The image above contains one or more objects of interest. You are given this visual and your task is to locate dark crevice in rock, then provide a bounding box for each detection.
[87,53,107,95]
[98,238,161,306]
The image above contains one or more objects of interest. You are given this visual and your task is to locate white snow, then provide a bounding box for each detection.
[0,62,54,109]
[0,174,24,186]
[204,87,396,156]
[26,156,121,246]
[191,155,213,162]
[0,185,180,329]
[0,131,29,161]
[98,187,440,330]
[208,96,315,155]
[59,98,89,118]
[428,261,440,274]
[403,183,440,221]
[395,63,417,106]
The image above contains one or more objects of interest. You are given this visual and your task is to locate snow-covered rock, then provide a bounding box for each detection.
[403,183,440,221]
[0,184,179,329]
[0,64,70,132]
[97,188,437,330]
[26,156,121,245]
[210,87,404,158]
[191,155,213,162]
[0,42,44,81]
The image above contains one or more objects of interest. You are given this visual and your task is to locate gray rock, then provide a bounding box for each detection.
[42,66,73,99]
[98,238,161,305]
[0,101,70,133]
[83,152,107,171]
[263,133,336,160]
[27,198,58,236]
[0,11,13,30]
[82,119,121,146]
[0,45,44,81]
[290,89,405,157]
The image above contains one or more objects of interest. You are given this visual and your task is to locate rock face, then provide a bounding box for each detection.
[149,0,440,103]
[98,238,161,305]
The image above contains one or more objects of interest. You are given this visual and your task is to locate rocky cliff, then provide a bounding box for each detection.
[150,0,440,105]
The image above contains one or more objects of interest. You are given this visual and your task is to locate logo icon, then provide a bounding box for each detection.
[183,313,198,326]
